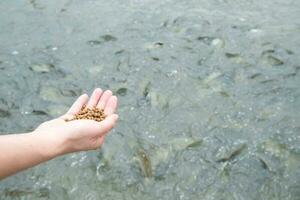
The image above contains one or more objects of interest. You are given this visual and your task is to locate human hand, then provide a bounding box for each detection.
[32,88,118,158]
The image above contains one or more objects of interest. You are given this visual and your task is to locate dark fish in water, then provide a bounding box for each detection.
[153,42,163,48]
[258,156,269,170]
[0,108,10,118]
[101,34,117,42]
[60,89,80,97]
[219,91,230,97]
[225,52,240,58]
[32,110,49,116]
[262,49,275,55]
[197,36,215,45]
[249,73,262,79]
[145,42,163,49]
[3,187,49,198]
[216,143,247,162]
[116,88,127,96]
[87,35,117,46]
[260,50,284,66]
[87,40,102,46]
[29,0,45,9]
[137,149,152,178]
[115,49,125,55]
[143,82,151,98]
[29,63,55,73]
[265,55,284,66]
[186,139,203,149]
[152,57,160,61]
[256,154,277,173]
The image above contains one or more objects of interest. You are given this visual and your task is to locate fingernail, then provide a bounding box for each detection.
[106,90,113,95]
[115,114,119,120]
[95,88,102,92]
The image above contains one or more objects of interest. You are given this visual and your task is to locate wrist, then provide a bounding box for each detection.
[28,130,65,159]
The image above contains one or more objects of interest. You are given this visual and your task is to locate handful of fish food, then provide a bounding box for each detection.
[66,106,106,122]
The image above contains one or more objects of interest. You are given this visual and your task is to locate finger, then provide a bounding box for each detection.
[67,94,89,115]
[87,88,103,108]
[97,114,118,136]
[104,96,118,116]
[97,90,112,109]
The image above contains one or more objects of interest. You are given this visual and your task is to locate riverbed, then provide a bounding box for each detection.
[0,0,300,199]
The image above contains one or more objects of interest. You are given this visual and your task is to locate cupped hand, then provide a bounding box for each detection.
[33,88,118,157]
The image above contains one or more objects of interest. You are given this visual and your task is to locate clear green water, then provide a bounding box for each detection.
[0,0,300,199]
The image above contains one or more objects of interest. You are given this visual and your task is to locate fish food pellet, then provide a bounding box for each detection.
[66,106,106,122]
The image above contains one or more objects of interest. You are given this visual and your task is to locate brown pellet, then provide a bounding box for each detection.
[65,106,106,122]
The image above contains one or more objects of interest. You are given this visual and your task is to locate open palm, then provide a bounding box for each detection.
[35,88,118,155]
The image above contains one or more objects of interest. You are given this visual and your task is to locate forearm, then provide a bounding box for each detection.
[0,132,58,180]
[0,89,118,180]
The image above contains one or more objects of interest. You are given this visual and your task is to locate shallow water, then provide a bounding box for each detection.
[0,0,300,199]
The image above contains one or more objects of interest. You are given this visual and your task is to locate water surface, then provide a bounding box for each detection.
[0,0,300,199]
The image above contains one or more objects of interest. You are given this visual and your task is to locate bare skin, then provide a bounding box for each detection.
[0,88,118,180]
